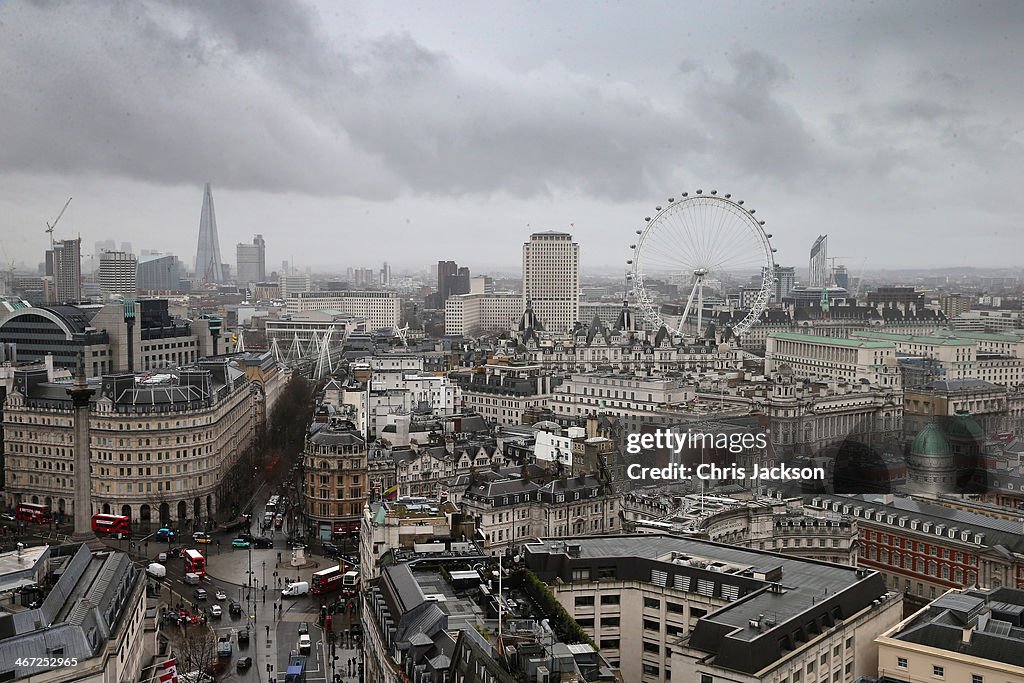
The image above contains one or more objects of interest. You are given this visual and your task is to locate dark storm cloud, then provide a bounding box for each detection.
[0,1,834,201]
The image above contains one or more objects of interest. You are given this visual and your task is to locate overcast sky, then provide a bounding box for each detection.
[1,0,1023,276]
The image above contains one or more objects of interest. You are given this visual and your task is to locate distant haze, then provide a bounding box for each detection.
[1,1,1023,273]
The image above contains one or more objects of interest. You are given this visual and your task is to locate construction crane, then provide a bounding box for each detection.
[826,256,849,287]
[45,197,73,249]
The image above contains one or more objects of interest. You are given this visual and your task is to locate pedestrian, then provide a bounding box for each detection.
[266,624,270,638]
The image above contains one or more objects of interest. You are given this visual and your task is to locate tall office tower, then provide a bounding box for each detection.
[50,238,82,303]
[773,265,796,302]
[94,239,116,254]
[380,262,392,287]
[833,265,849,290]
[137,253,183,291]
[436,260,471,304]
[98,251,138,300]
[120,242,133,255]
[437,260,458,299]
[522,231,580,334]
[236,234,266,286]
[808,234,828,287]
[194,182,225,283]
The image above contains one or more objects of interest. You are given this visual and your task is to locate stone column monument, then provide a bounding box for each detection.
[67,360,96,542]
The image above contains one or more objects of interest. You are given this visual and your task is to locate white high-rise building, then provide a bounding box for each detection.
[236,234,266,286]
[98,250,137,300]
[522,231,579,334]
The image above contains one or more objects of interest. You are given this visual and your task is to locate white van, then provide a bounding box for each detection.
[146,563,167,579]
[184,572,201,585]
[282,581,309,597]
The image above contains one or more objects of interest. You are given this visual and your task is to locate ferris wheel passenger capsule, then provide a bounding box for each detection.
[710,190,717,195]
[656,206,662,211]
[668,198,674,203]
[682,192,688,197]
[696,189,703,194]
[724,193,731,198]
[737,200,744,205]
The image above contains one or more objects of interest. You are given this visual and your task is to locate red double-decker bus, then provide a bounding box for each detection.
[91,513,131,537]
[183,549,206,576]
[16,503,52,524]
[311,565,345,595]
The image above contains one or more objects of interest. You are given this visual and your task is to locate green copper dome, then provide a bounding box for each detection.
[911,421,953,457]
[944,411,985,440]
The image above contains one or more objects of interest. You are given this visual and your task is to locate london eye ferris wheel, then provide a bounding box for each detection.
[627,190,777,339]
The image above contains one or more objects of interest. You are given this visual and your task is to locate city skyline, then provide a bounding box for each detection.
[2,1,1023,272]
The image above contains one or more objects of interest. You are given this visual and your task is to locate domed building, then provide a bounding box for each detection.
[905,421,956,495]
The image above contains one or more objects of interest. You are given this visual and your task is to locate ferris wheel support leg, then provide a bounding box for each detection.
[697,280,704,338]
[677,279,700,336]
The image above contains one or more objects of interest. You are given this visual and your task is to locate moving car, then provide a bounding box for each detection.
[236,657,252,670]
[297,622,309,635]
[210,604,222,618]
[238,628,250,645]
[194,588,208,601]
[157,552,168,563]
[321,542,339,557]
[298,634,311,654]
[215,590,227,601]
[155,527,175,542]
[146,563,167,579]
[282,581,309,597]
[231,538,251,549]
[192,531,212,544]
[217,636,232,658]
[1,512,16,521]
[184,572,201,585]
[253,537,274,549]
[229,601,242,616]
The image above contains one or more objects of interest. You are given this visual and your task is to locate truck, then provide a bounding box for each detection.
[282,581,309,597]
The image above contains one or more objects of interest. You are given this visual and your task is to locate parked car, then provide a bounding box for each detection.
[253,537,274,549]
[215,590,227,601]
[236,532,254,542]
[231,538,251,549]
[210,604,222,618]
[236,657,252,670]
[321,542,339,557]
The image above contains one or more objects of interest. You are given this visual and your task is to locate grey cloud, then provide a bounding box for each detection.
[0,1,826,202]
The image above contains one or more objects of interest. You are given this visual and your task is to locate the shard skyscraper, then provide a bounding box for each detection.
[194,182,225,283]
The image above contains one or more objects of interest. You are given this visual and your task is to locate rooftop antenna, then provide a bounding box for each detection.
[46,197,73,250]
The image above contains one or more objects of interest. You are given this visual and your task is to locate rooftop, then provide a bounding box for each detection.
[884,587,1024,667]
[769,332,895,348]
[525,534,892,674]
[850,331,974,346]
